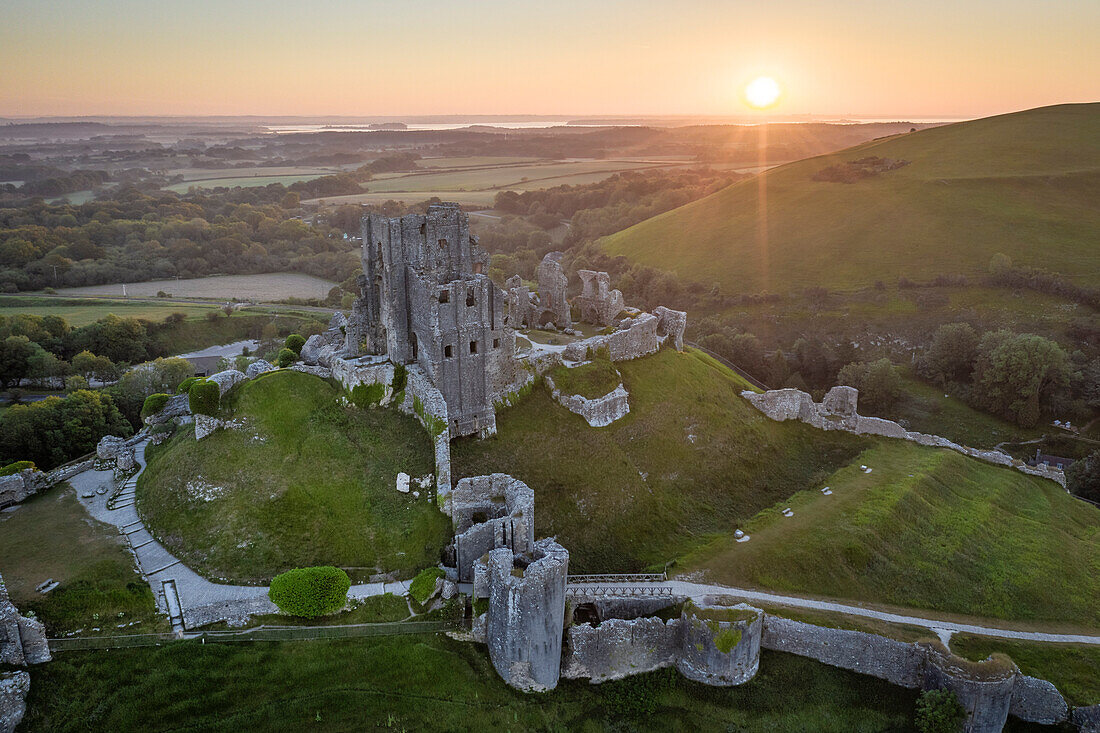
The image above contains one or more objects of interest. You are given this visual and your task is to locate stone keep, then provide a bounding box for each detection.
[353,203,517,437]
[484,538,569,692]
[575,270,624,326]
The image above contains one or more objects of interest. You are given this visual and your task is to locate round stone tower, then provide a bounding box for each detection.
[676,598,763,686]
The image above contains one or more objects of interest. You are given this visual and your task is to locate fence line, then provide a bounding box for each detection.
[685,342,770,391]
[48,619,462,652]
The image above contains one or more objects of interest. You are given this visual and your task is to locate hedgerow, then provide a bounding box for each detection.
[268,566,351,617]
[187,380,220,416]
[141,393,170,419]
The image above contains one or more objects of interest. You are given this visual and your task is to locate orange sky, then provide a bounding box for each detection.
[2,0,1097,118]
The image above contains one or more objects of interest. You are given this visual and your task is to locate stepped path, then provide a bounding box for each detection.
[67,443,1100,643]
[68,440,410,631]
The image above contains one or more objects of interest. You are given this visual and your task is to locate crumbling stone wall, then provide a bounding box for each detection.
[505,275,537,330]
[545,372,630,427]
[575,270,624,326]
[1009,675,1069,726]
[485,538,569,692]
[0,574,49,667]
[562,617,681,682]
[563,313,660,363]
[451,474,534,582]
[923,644,1018,733]
[743,386,1067,486]
[653,306,687,352]
[398,365,452,496]
[535,252,571,329]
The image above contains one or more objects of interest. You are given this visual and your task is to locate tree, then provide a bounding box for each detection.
[280,192,300,209]
[924,323,978,385]
[71,350,119,383]
[0,335,37,388]
[914,689,965,733]
[1067,451,1100,504]
[972,331,1071,427]
[838,358,902,413]
[109,357,194,426]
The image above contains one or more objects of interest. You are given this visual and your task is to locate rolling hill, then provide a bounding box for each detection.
[599,103,1100,292]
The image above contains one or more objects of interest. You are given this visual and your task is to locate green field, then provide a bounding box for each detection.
[54,272,336,301]
[453,349,868,572]
[0,486,163,635]
[137,370,447,583]
[601,103,1100,291]
[0,296,220,327]
[415,155,541,169]
[21,639,924,732]
[164,173,330,193]
[680,441,1100,627]
[951,634,1100,706]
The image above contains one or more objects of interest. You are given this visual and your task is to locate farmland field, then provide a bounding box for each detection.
[53,273,336,301]
[164,173,331,193]
[170,166,341,181]
[0,297,220,326]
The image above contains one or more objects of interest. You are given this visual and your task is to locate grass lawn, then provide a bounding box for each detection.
[0,485,163,635]
[137,371,448,584]
[679,441,1100,627]
[0,296,220,327]
[54,272,336,301]
[951,634,1100,707]
[549,358,621,398]
[21,638,923,732]
[601,103,1100,291]
[452,349,868,572]
[196,593,412,630]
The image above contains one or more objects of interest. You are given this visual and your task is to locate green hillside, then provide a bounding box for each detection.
[680,441,1100,627]
[452,349,868,572]
[138,371,448,583]
[600,103,1100,292]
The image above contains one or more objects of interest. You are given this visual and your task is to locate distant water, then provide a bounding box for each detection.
[266,121,598,134]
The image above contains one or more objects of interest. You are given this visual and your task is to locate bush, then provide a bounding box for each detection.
[275,348,297,368]
[284,334,306,355]
[0,460,35,476]
[914,689,965,733]
[409,567,445,605]
[837,358,902,413]
[177,377,200,394]
[268,566,351,618]
[140,393,170,419]
[187,380,220,417]
[1067,450,1100,504]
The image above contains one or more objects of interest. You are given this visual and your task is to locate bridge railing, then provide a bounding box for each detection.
[567,573,666,584]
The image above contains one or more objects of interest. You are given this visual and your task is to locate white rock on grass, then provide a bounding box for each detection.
[396,472,411,493]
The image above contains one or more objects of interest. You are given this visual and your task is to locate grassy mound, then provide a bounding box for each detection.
[452,349,868,572]
[601,103,1100,291]
[22,639,919,732]
[138,370,448,583]
[549,357,621,399]
[680,441,1100,626]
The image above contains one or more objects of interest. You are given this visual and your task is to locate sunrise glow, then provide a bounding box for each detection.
[745,77,781,109]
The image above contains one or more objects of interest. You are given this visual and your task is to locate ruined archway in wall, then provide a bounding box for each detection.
[572,603,600,626]
[538,310,557,327]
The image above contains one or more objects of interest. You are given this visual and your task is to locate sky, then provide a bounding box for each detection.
[2,0,1098,119]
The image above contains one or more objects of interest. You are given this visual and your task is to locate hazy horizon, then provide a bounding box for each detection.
[4,0,1098,119]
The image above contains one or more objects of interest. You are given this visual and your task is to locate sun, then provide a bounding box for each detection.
[744,76,781,109]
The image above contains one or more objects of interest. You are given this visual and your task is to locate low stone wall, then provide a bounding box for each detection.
[399,366,452,497]
[545,372,630,427]
[181,595,279,630]
[563,617,681,682]
[563,313,660,363]
[742,387,1066,487]
[761,615,924,688]
[1008,675,1069,726]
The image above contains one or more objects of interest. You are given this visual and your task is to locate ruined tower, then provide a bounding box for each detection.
[356,203,517,437]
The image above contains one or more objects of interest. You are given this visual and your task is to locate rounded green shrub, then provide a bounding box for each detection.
[188,380,220,417]
[284,334,306,355]
[141,393,171,419]
[177,376,200,394]
[268,566,351,617]
[0,460,36,476]
[276,348,297,368]
[409,567,445,605]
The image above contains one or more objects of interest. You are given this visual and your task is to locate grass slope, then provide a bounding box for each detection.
[951,634,1100,707]
[680,441,1100,626]
[452,349,868,572]
[22,639,921,732]
[137,371,447,583]
[601,103,1100,291]
[0,486,162,635]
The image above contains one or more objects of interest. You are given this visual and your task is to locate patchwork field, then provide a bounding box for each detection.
[137,370,447,583]
[164,173,331,193]
[601,103,1100,291]
[21,639,921,732]
[0,486,163,635]
[0,296,220,327]
[54,273,336,301]
[679,441,1100,627]
[452,349,869,572]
